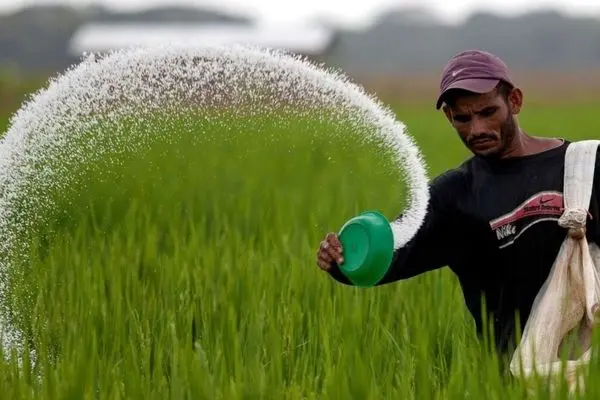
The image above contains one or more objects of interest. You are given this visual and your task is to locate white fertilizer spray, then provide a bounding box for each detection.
[0,44,429,360]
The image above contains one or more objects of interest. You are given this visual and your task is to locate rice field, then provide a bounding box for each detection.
[0,88,599,399]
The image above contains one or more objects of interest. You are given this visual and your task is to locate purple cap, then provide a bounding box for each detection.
[435,49,514,109]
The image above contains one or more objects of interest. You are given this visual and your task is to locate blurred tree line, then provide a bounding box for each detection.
[0,5,251,75]
[2,5,600,77]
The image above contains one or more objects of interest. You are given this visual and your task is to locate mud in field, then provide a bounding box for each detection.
[347,69,600,106]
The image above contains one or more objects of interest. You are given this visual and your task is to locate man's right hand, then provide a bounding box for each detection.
[316,232,344,271]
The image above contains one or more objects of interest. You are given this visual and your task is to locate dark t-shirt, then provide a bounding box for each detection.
[327,140,600,354]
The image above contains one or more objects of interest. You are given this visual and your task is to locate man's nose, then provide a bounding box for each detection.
[469,116,487,136]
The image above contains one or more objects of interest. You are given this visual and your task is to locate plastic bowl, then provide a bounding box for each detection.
[337,210,394,288]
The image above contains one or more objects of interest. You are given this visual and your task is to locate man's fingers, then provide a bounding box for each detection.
[328,233,343,253]
[317,233,344,272]
[319,250,333,264]
[326,246,343,264]
[317,252,335,271]
[317,258,331,271]
[324,234,344,264]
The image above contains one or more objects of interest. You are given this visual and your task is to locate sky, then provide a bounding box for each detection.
[1,0,600,27]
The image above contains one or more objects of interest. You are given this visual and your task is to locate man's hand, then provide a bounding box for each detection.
[316,232,344,271]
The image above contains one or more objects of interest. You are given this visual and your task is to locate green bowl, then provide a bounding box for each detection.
[337,210,395,288]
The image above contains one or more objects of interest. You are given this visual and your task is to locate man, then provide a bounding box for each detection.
[316,49,600,356]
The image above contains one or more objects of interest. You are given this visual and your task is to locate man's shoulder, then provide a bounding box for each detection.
[564,139,600,163]
[430,158,475,191]
[426,159,476,210]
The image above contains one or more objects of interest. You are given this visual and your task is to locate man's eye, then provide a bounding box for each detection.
[480,108,497,117]
[453,115,470,123]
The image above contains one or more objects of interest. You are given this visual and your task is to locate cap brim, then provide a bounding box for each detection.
[435,78,500,109]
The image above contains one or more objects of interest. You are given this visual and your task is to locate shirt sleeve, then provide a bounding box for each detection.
[327,170,461,286]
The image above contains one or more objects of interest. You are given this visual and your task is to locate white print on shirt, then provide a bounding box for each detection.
[489,191,564,249]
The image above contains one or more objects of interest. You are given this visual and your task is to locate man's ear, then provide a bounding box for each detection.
[508,87,523,115]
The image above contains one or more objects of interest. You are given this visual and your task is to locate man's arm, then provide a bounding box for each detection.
[326,171,461,286]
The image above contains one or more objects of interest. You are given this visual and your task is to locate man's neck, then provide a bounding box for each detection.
[501,131,564,159]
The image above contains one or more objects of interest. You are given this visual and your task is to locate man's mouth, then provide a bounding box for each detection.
[470,137,495,149]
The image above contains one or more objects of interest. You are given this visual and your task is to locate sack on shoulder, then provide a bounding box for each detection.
[509,140,600,395]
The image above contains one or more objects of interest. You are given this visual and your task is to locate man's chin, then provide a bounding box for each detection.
[471,146,502,158]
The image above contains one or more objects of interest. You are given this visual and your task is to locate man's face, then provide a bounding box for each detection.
[443,88,522,158]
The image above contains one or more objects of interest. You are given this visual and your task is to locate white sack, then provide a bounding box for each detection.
[509,140,600,395]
